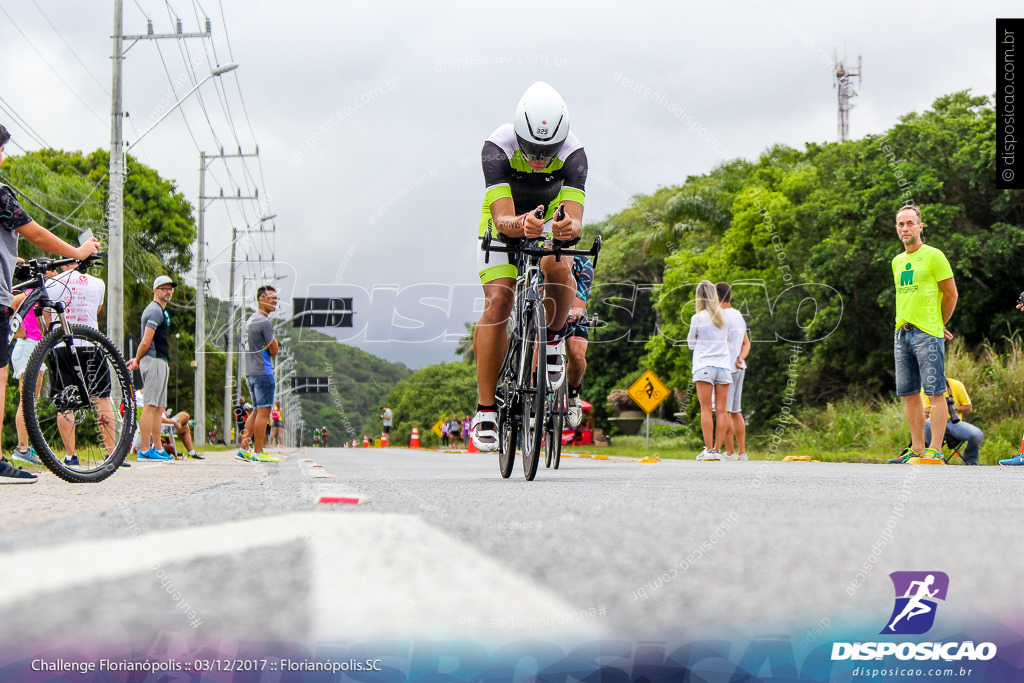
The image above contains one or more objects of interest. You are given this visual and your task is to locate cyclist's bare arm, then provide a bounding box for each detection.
[15,222,100,260]
[488,197,546,239]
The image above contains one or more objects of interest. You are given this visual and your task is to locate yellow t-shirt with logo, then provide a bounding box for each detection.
[920,378,970,413]
[892,244,954,338]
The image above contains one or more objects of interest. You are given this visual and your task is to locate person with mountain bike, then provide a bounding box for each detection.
[472,82,586,451]
[0,123,101,484]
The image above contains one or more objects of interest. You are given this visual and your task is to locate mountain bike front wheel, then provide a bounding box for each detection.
[22,324,136,483]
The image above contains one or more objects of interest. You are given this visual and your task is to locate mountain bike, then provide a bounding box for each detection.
[544,312,599,470]
[482,209,601,480]
[8,253,136,482]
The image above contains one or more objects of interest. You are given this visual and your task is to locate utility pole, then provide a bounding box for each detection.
[195,149,259,446]
[195,151,207,445]
[108,5,211,353]
[108,0,124,349]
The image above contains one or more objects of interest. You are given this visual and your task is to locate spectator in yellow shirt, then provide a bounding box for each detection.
[921,378,983,465]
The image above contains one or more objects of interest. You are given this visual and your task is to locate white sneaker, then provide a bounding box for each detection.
[470,410,499,452]
[566,395,583,427]
[722,452,738,462]
[737,453,748,461]
[546,339,566,390]
[696,448,721,462]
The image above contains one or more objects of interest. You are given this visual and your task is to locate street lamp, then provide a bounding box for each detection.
[126,64,239,153]
[108,62,239,360]
[221,214,276,444]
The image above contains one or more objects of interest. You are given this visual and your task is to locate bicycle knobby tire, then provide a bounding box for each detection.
[23,324,136,483]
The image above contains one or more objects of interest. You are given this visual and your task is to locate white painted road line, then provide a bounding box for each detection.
[0,512,607,642]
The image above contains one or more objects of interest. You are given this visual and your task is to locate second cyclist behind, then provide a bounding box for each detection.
[471,81,587,451]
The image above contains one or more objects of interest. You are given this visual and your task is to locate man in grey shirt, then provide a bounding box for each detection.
[238,285,279,462]
[0,123,101,483]
[126,275,175,460]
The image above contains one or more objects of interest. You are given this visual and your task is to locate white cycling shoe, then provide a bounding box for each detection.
[566,395,583,427]
[471,410,499,452]
[546,339,566,391]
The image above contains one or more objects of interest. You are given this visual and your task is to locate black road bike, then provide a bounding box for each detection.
[482,209,601,480]
[8,254,136,482]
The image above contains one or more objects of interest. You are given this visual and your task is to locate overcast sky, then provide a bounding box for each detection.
[0,0,1011,368]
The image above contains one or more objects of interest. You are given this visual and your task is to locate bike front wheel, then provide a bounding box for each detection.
[520,301,546,481]
[23,324,136,483]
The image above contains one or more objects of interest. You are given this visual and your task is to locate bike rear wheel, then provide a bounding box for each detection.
[546,383,566,470]
[496,349,518,479]
[521,301,546,481]
[23,325,136,483]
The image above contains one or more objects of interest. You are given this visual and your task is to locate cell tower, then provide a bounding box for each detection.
[834,50,862,142]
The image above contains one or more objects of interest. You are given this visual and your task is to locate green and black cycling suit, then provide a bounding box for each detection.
[476,123,587,284]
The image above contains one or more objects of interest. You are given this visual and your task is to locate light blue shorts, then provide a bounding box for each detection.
[692,366,733,385]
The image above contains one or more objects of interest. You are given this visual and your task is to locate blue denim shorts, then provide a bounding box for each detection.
[692,365,733,385]
[894,325,946,396]
[246,374,276,408]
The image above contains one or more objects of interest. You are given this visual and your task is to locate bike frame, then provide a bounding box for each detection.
[482,229,602,478]
[8,257,99,410]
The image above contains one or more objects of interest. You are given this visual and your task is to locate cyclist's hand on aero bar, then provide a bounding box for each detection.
[551,202,574,241]
[522,205,547,239]
[72,235,102,261]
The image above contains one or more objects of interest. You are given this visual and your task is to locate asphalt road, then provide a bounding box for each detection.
[1,446,1021,655]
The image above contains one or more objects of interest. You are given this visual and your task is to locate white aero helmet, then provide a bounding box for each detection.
[513,81,569,165]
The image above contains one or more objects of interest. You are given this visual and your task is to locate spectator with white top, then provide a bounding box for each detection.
[686,280,735,461]
[716,281,751,462]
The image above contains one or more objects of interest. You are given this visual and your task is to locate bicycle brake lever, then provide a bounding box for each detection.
[482,230,492,265]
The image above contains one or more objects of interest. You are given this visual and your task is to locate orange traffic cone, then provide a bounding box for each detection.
[362,435,369,448]
[410,426,420,448]
[468,437,479,453]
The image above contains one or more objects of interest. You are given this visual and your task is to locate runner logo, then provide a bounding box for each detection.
[881,571,949,635]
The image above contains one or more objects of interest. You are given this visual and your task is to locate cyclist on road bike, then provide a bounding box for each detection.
[472,82,587,451]
[565,255,594,428]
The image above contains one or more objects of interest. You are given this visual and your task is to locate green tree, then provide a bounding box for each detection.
[383,362,477,447]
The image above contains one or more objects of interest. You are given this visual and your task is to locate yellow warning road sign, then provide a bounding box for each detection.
[431,419,444,438]
[627,370,670,414]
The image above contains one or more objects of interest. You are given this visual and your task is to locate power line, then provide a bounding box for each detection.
[0,98,112,205]
[0,173,100,234]
[216,0,271,208]
[31,0,109,96]
[0,4,107,130]
[132,0,152,20]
